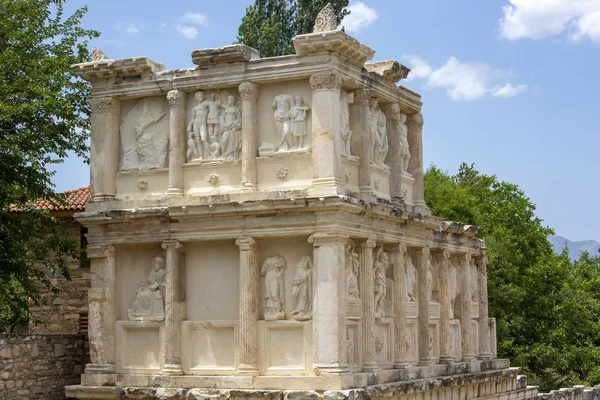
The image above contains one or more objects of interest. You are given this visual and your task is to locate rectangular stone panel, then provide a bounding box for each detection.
[450,320,461,361]
[116,321,163,374]
[375,318,394,369]
[182,320,237,374]
[346,321,361,371]
[370,165,391,200]
[405,320,418,365]
[258,321,312,376]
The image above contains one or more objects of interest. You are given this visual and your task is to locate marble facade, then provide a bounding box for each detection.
[67,6,534,400]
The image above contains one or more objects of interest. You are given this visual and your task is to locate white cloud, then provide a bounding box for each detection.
[491,83,528,97]
[176,24,198,40]
[113,22,142,34]
[342,1,378,33]
[125,24,140,33]
[403,56,526,101]
[180,12,208,27]
[159,23,168,30]
[499,0,600,43]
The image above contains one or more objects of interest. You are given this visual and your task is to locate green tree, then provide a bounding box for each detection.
[425,163,600,390]
[236,0,350,57]
[0,0,98,331]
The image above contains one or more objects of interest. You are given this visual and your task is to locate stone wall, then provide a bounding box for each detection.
[537,384,600,400]
[0,334,89,399]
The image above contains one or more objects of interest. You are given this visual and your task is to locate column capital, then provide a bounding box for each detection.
[406,112,424,129]
[308,232,349,246]
[352,88,371,105]
[88,97,120,113]
[309,72,343,91]
[382,103,401,120]
[442,249,452,261]
[476,254,489,269]
[87,244,116,259]
[167,90,186,107]
[394,242,408,254]
[162,240,182,251]
[236,237,257,250]
[357,238,377,249]
[239,81,259,100]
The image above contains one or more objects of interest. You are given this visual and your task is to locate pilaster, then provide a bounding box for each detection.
[167,90,187,195]
[308,73,344,194]
[235,237,260,374]
[393,243,409,368]
[406,113,429,214]
[417,247,433,366]
[359,238,379,372]
[239,82,259,192]
[85,244,117,374]
[309,233,349,374]
[439,250,453,364]
[460,253,475,362]
[161,240,185,375]
[477,255,492,359]
[382,103,403,201]
[350,88,374,196]
[88,98,121,201]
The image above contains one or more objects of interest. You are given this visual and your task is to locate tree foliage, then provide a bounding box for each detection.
[0,0,98,331]
[425,163,600,390]
[236,0,350,57]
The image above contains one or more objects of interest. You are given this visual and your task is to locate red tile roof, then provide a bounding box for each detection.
[9,186,90,212]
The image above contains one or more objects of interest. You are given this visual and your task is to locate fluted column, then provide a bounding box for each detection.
[477,255,492,359]
[406,113,429,214]
[236,237,259,374]
[309,233,349,374]
[359,238,379,372]
[167,90,187,194]
[382,103,403,200]
[460,254,475,361]
[239,82,259,192]
[418,247,433,366]
[88,98,121,201]
[161,240,185,375]
[439,250,453,364]
[85,244,117,374]
[349,88,374,195]
[393,243,409,368]
[309,73,344,194]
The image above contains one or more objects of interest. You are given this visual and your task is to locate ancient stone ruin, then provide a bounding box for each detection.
[66,6,536,400]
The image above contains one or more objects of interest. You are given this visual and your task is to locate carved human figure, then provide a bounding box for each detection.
[374,246,390,317]
[448,260,459,319]
[261,255,286,320]
[345,242,360,300]
[273,94,294,152]
[291,256,313,320]
[426,254,434,301]
[128,253,167,321]
[399,113,410,173]
[405,252,417,302]
[290,96,309,149]
[220,95,242,160]
[340,91,353,157]
[347,330,355,364]
[370,98,389,168]
[187,91,209,161]
[207,93,224,140]
[470,259,478,302]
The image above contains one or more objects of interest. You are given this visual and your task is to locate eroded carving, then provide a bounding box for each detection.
[449,259,460,319]
[313,3,337,33]
[374,246,390,318]
[261,255,286,320]
[375,336,384,354]
[399,113,411,174]
[341,91,354,158]
[369,98,389,169]
[406,252,417,302]
[260,94,310,155]
[346,241,360,300]
[291,256,313,321]
[128,253,166,321]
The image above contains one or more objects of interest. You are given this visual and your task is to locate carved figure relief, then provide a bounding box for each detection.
[345,242,360,300]
[448,260,460,319]
[405,253,417,302]
[120,98,168,171]
[128,253,167,321]
[375,336,385,354]
[346,329,355,365]
[261,255,286,320]
[369,98,389,169]
[399,113,411,173]
[470,259,479,303]
[340,91,355,158]
[426,253,434,302]
[186,90,241,162]
[374,246,390,318]
[291,256,313,321]
[260,94,310,155]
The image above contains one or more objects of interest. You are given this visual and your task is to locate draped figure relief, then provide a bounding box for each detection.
[128,253,167,321]
[261,255,286,320]
[291,256,313,321]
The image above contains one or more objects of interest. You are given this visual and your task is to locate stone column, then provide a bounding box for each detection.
[161,240,185,375]
[309,73,344,194]
[406,113,429,214]
[235,237,260,374]
[382,103,403,200]
[166,90,187,195]
[359,238,379,372]
[393,243,409,368]
[88,98,121,201]
[309,233,349,374]
[477,255,492,359]
[238,82,259,192]
[439,250,453,364]
[349,88,374,195]
[417,247,433,366]
[460,254,475,361]
[85,244,117,374]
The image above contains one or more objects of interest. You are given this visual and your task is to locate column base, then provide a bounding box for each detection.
[418,358,435,366]
[241,182,257,192]
[166,188,184,195]
[237,364,260,375]
[361,362,380,373]
[314,363,350,375]
[439,356,454,364]
[160,364,184,375]
[393,362,411,369]
[91,194,116,202]
[84,363,115,374]
[414,202,431,215]
[479,352,494,360]
[461,354,476,362]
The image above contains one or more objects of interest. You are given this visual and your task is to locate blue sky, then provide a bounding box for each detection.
[54,0,600,241]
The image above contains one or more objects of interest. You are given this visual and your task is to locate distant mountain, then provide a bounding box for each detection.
[549,235,600,260]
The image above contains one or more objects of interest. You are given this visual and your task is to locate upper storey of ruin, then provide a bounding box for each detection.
[73,5,429,215]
